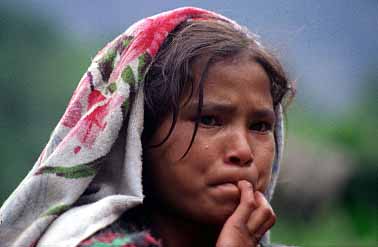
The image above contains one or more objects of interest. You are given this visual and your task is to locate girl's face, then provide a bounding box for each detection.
[144,53,276,224]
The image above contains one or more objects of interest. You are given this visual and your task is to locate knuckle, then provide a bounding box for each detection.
[260,207,272,218]
[259,208,274,223]
[265,211,276,228]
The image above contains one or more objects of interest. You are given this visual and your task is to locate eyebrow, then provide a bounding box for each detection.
[252,109,276,123]
[184,101,276,122]
[184,101,236,115]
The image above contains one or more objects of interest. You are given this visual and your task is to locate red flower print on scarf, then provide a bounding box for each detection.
[61,73,92,128]
[87,89,106,110]
[95,231,120,243]
[76,92,108,148]
[109,7,214,83]
[77,238,93,246]
[144,232,160,245]
[60,71,120,150]
[62,100,82,128]
[73,93,124,149]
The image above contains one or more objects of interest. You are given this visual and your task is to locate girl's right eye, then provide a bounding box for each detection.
[199,115,220,127]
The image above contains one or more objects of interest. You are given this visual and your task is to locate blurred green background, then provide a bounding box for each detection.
[0,1,377,246]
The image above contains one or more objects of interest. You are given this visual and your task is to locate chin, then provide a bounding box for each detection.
[196,202,238,225]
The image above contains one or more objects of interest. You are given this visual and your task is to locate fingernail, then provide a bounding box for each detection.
[238,180,252,189]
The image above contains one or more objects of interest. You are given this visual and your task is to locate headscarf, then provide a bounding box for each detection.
[0,7,284,247]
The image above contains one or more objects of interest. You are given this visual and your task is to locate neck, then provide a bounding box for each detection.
[147,205,221,247]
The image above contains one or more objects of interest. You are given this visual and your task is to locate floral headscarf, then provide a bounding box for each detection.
[0,7,284,247]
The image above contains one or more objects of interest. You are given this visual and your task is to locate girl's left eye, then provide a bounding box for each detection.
[250,122,272,132]
[199,115,219,126]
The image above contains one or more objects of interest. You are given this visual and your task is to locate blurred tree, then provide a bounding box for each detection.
[0,6,94,203]
[273,68,378,245]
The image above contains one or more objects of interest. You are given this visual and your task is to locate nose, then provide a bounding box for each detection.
[224,130,253,166]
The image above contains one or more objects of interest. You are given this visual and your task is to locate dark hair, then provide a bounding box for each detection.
[142,19,294,157]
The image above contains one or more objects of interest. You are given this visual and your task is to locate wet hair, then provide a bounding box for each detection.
[142,19,294,157]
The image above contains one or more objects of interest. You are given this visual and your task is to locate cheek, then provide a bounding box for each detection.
[143,121,207,199]
[256,138,276,191]
[149,119,193,161]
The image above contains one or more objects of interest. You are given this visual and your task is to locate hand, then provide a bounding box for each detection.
[216,180,276,247]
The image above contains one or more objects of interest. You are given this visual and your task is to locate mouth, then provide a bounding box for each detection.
[208,182,240,201]
[207,169,258,191]
[214,182,238,190]
[208,178,256,190]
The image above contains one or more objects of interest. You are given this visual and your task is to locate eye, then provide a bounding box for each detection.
[199,115,220,127]
[250,122,272,133]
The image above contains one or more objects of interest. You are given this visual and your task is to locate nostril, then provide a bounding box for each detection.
[228,155,252,166]
[229,156,241,164]
[244,158,253,166]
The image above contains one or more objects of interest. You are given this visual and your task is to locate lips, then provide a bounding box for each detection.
[215,182,238,189]
[207,168,257,189]
[208,182,240,202]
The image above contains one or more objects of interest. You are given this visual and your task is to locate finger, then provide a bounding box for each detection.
[254,192,276,237]
[227,180,257,224]
[254,214,276,240]
[246,191,275,236]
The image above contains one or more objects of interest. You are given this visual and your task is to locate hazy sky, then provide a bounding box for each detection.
[3,0,378,116]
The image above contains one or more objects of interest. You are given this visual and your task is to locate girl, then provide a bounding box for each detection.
[0,7,294,247]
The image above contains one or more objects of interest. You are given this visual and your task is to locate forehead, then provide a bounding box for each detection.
[190,53,273,109]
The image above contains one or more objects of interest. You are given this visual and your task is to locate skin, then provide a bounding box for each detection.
[144,53,277,247]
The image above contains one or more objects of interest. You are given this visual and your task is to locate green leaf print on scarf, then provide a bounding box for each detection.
[103,50,117,67]
[137,53,149,82]
[122,38,132,49]
[110,236,132,246]
[42,204,70,217]
[36,163,97,179]
[121,66,136,86]
[99,49,117,82]
[107,83,117,94]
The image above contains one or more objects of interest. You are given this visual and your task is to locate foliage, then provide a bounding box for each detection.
[0,6,95,202]
[272,205,377,246]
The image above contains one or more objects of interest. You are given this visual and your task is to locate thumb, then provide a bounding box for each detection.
[227,180,256,224]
